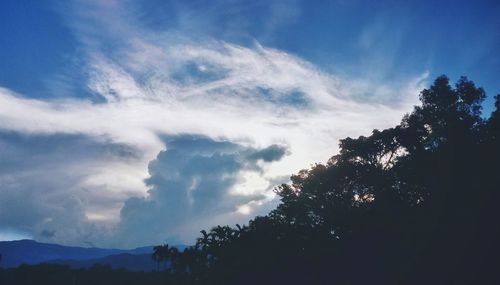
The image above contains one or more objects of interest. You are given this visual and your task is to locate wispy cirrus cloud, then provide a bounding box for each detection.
[0,0,428,247]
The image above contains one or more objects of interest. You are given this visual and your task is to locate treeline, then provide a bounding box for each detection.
[0,264,166,285]
[1,75,499,284]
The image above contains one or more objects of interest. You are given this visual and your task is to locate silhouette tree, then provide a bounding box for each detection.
[151,244,170,272]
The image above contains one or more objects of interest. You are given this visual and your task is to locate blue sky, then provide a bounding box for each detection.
[0,0,498,248]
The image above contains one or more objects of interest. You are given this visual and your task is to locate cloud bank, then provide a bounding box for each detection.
[116,135,287,247]
[0,0,428,247]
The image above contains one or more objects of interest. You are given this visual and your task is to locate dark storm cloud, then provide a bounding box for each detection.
[248,144,289,162]
[0,131,139,245]
[0,131,138,169]
[116,135,288,246]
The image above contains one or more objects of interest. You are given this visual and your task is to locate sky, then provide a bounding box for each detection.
[0,0,498,248]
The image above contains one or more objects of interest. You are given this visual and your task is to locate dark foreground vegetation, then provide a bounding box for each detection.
[1,75,499,284]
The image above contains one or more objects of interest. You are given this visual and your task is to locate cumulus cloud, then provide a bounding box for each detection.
[116,135,287,247]
[0,0,428,247]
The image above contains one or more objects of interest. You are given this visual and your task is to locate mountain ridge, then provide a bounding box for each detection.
[0,239,184,270]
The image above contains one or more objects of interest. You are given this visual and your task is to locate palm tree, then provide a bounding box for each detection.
[196,230,211,250]
[235,223,247,238]
[152,244,170,271]
[168,246,182,273]
[152,245,162,272]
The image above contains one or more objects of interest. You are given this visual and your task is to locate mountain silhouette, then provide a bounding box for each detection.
[0,239,184,270]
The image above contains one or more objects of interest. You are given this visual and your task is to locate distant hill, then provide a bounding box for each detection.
[0,239,182,271]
